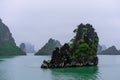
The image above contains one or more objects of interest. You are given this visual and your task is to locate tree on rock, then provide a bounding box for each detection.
[70,24,99,65]
[41,23,99,68]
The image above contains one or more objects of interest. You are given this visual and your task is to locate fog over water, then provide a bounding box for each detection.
[0,0,120,50]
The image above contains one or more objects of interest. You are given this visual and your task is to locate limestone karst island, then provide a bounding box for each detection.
[35,38,61,55]
[41,23,99,68]
[0,19,26,56]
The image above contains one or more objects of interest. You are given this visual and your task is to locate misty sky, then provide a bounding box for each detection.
[0,0,120,51]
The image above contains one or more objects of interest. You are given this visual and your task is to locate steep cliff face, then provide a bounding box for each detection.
[0,19,14,44]
[0,19,26,56]
[35,38,61,55]
[41,23,99,68]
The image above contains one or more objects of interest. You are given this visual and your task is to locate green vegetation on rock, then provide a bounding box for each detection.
[70,24,99,62]
[0,19,26,56]
[0,41,25,56]
[41,23,99,68]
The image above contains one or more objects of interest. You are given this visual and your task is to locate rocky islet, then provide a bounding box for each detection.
[41,23,99,68]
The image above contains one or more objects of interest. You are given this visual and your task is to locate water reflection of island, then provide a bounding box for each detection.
[50,66,100,80]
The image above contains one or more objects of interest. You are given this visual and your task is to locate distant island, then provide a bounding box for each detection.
[20,43,26,53]
[35,38,61,55]
[0,19,26,56]
[41,23,99,68]
[97,44,107,54]
[20,43,35,53]
[98,46,120,55]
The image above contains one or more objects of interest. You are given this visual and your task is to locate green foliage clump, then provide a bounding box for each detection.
[83,27,87,33]
[77,43,90,52]
[94,38,99,44]
[70,24,99,61]
[70,38,75,43]
[72,43,90,60]
[80,39,85,43]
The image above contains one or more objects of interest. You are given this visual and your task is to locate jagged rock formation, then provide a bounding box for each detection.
[0,19,26,56]
[35,38,61,55]
[25,43,35,53]
[41,23,99,68]
[99,46,120,55]
[20,43,26,53]
[20,43,35,53]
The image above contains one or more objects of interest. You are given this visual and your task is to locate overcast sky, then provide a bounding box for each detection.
[0,0,120,51]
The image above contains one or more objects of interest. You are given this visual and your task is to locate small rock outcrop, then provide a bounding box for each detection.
[99,46,120,55]
[0,19,26,56]
[20,43,26,53]
[41,23,99,68]
[35,38,61,55]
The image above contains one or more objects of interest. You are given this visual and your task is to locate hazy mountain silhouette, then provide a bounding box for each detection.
[99,46,120,55]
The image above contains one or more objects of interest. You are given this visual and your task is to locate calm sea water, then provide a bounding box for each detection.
[0,55,120,80]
